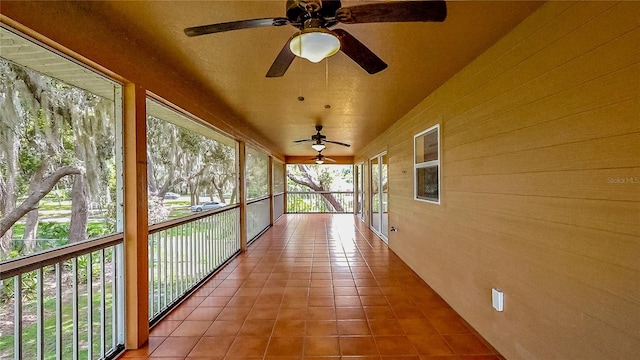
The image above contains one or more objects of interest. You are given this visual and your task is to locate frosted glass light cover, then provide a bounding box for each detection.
[290,31,340,63]
[311,143,326,151]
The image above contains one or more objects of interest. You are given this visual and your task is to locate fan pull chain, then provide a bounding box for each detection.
[324,59,331,109]
[297,36,304,101]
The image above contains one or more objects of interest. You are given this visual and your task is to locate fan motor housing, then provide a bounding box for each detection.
[286,0,342,23]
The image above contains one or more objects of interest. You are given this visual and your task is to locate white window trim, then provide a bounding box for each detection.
[414,124,441,204]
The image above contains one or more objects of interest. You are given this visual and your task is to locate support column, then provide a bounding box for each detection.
[123,83,149,348]
[268,156,274,225]
[238,141,247,252]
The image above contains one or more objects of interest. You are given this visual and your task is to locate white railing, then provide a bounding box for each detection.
[273,193,285,221]
[287,191,354,213]
[246,197,271,243]
[0,235,125,360]
[147,205,240,322]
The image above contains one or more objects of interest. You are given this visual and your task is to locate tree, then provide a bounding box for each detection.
[0,59,115,255]
[286,164,353,212]
[145,115,237,223]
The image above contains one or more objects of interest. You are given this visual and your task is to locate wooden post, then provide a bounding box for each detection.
[122,83,149,348]
[238,142,247,252]
[268,156,274,225]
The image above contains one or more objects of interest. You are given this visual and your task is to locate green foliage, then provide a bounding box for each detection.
[38,222,70,240]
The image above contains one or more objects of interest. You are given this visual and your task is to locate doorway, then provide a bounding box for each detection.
[370,152,388,243]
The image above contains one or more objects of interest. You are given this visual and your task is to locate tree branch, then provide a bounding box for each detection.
[0,166,83,237]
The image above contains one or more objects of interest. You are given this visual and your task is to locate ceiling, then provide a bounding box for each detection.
[8,1,544,158]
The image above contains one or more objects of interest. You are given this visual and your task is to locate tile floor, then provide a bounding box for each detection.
[120,214,502,360]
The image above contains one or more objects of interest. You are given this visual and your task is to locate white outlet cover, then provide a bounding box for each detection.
[492,288,504,312]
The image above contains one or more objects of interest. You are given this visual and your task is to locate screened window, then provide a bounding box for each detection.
[414,124,440,203]
[0,27,123,260]
[146,99,238,224]
[272,160,285,195]
[246,147,269,200]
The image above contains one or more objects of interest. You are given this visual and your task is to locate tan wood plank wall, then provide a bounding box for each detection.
[355,2,640,359]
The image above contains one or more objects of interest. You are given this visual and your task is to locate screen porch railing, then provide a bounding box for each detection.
[286,191,354,213]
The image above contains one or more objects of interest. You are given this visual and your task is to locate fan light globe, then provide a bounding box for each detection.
[311,143,326,151]
[315,159,324,164]
[290,30,340,63]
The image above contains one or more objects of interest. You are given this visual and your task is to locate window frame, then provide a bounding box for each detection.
[414,124,441,204]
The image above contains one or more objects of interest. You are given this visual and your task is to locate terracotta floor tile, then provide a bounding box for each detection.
[408,335,454,356]
[272,319,306,337]
[375,336,418,356]
[267,337,305,356]
[340,336,379,356]
[248,305,281,320]
[236,287,263,297]
[181,296,205,308]
[364,306,397,320]
[239,318,276,336]
[199,296,231,307]
[217,306,252,321]
[171,320,214,337]
[393,306,427,319]
[335,296,362,307]
[369,319,405,336]
[120,336,165,357]
[227,336,270,357]
[360,296,389,306]
[204,319,244,336]
[165,305,195,321]
[337,320,371,335]
[279,307,309,320]
[307,307,336,320]
[429,317,471,335]
[336,306,366,320]
[150,320,181,336]
[210,286,238,297]
[185,306,223,321]
[187,336,234,358]
[306,320,339,336]
[151,336,200,357]
[398,319,439,335]
[334,287,359,296]
[308,287,334,296]
[443,334,493,355]
[304,337,341,356]
[282,295,309,308]
[308,296,335,307]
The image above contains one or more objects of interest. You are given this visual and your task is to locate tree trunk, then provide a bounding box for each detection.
[22,210,40,252]
[69,174,88,243]
[321,193,344,212]
[22,163,47,252]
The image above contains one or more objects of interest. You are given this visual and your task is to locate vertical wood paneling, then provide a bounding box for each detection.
[356,2,640,359]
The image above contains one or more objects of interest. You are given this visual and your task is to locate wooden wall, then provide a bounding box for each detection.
[355,2,640,359]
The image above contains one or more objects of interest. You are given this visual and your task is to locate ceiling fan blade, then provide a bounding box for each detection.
[293,139,314,143]
[332,29,387,74]
[325,157,337,163]
[266,37,296,77]
[324,139,351,147]
[335,1,446,24]
[184,17,290,37]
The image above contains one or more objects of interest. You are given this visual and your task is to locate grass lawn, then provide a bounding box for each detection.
[0,284,116,360]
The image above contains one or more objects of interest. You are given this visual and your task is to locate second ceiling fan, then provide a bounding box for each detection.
[294,125,350,151]
[185,0,447,77]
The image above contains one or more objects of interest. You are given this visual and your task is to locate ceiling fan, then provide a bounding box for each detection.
[293,125,350,150]
[312,150,336,164]
[184,0,447,77]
